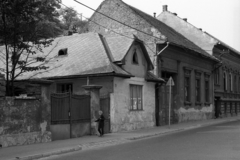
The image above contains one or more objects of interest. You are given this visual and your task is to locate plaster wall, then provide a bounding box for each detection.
[161,48,214,122]
[111,77,156,132]
[122,43,148,78]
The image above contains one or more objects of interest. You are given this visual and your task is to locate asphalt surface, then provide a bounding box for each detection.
[41,120,240,160]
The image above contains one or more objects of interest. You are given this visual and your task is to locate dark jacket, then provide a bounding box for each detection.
[95,115,105,128]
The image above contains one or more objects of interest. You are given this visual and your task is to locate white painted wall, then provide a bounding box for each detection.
[111,77,156,132]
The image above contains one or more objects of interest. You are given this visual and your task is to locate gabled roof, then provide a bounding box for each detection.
[104,35,154,70]
[124,4,219,62]
[204,32,240,55]
[17,33,132,80]
[158,9,240,56]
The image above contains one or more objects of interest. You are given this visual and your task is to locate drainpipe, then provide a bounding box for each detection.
[154,42,169,77]
[155,42,169,126]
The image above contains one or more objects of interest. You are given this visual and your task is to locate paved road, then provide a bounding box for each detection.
[42,120,240,160]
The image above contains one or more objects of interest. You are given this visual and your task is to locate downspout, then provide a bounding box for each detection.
[154,42,169,77]
[155,42,169,126]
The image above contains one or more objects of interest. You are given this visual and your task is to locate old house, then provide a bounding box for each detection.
[87,0,220,124]
[11,32,164,139]
[157,5,240,118]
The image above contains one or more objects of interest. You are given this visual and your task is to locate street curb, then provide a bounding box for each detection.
[11,145,82,160]
[8,117,239,160]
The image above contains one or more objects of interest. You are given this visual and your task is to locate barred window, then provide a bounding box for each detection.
[130,85,143,110]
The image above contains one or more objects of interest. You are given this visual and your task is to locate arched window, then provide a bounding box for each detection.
[58,48,68,56]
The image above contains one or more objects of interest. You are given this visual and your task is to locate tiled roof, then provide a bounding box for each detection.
[104,35,154,70]
[204,32,240,55]
[145,71,165,83]
[17,33,132,80]
[124,3,219,62]
[105,35,134,62]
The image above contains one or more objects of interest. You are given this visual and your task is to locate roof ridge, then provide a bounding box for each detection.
[125,4,218,61]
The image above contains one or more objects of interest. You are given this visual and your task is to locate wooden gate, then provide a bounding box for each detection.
[158,84,177,126]
[51,93,91,140]
[100,95,111,133]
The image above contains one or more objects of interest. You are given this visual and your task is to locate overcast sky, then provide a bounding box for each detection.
[62,0,240,52]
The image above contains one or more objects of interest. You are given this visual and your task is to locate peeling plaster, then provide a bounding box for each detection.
[40,121,47,133]
[177,104,213,122]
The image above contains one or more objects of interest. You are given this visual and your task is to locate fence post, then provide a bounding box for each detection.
[82,85,102,135]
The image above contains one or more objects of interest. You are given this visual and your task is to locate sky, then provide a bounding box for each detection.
[61,0,240,52]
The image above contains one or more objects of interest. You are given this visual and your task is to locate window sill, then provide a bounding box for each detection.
[129,109,144,112]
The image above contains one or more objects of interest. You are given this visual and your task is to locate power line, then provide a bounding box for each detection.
[72,0,215,53]
[59,2,157,55]
[73,0,167,42]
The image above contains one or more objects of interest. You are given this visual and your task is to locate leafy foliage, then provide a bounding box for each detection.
[59,6,87,34]
[0,0,63,96]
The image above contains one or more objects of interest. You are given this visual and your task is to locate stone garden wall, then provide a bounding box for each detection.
[0,97,51,148]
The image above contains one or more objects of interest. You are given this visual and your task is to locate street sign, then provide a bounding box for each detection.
[166,76,175,86]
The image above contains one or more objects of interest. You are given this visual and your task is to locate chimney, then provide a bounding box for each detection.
[183,18,187,21]
[199,28,202,31]
[163,5,168,12]
[173,13,177,16]
[153,12,156,18]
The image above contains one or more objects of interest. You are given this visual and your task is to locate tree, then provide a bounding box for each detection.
[0,0,63,96]
[59,7,87,34]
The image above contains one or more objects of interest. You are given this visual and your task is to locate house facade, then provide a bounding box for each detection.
[157,5,240,118]
[15,33,164,135]
[87,0,219,124]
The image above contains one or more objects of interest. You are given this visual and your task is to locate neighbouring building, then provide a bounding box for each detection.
[87,0,220,124]
[157,5,240,118]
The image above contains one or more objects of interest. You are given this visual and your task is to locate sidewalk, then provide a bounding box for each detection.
[1,116,239,160]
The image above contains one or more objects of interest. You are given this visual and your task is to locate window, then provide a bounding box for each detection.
[57,83,72,93]
[239,77,240,93]
[58,48,68,56]
[195,72,201,103]
[234,75,237,93]
[214,68,220,85]
[130,85,142,110]
[223,72,227,91]
[229,73,233,92]
[205,74,210,103]
[184,68,192,104]
[132,49,139,64]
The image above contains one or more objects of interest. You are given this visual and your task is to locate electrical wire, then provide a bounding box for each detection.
[59,2,157,55]
[72,0,214,53]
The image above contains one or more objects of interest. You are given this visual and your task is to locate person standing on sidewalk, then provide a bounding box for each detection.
[95,110,105,137]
